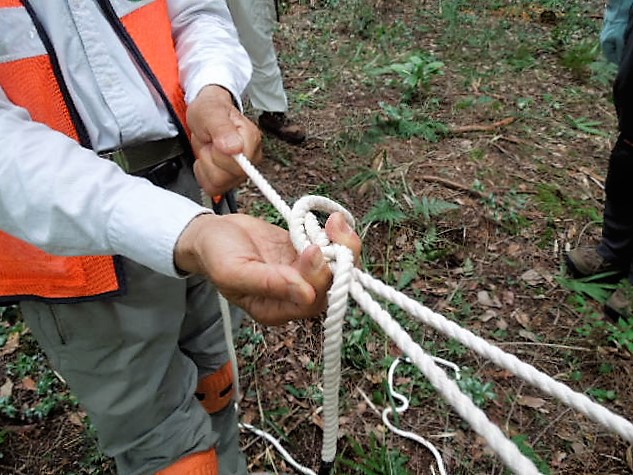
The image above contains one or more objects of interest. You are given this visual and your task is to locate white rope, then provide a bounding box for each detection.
[239,420,317,475]
[383,357,459,475]
[222,153,633,474]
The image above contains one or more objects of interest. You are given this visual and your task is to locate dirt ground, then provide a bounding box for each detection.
[1,1,633,474]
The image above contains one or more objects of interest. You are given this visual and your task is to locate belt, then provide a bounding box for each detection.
[99,137,184,187]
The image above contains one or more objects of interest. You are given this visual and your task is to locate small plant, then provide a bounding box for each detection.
[457,370,497,408]
[362,198,407,228]
[249,201,287,229]
[560,40,600,77]
[479,188,530,231]
[0,396,18,418]
[374,102,448,141]
[589,56,618,87]
[511,434,552,475]
[338,433,411,475]
[370,51,444,102]
[565,115,609,138]
[343,311,375,370]
[607,317,633,353]
[411,196,459,222]
[587,387,617,403]
[557,273,618,304]
[237,325,265,358]
[283,384,323,405]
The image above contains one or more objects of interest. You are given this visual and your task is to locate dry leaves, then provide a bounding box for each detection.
[0,331,20,357]
[477,290,502,308]
[516,395,547,410]
[0,378,13,398]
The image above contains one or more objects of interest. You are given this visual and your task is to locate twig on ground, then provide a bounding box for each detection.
[499,134,544,149]
[531,408,573,446]
[449,117,516,134]
[356,386,382,417]
[418,175,488,199]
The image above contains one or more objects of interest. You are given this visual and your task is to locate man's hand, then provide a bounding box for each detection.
[187,85,263,196]
[174,212,362,326]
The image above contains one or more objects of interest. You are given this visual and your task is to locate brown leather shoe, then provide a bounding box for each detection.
[258,111,306,145]
[605,280,633,321]
[565,246,626,280]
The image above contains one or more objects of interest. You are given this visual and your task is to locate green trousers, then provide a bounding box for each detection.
[20,164,248,475]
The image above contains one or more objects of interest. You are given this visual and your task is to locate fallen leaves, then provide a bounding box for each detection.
[516,395,547,411]
[0,378,13,398]
[0,332,20,357]
[477,290,502,308]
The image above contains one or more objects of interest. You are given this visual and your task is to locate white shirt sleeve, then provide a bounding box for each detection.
[0,91,208,278]
[169,0,253,104]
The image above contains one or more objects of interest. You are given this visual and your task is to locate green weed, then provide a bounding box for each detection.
[370,52,444,103]
[557,273,618,304]
[587,387,617,402]
[338,433,411,475]
[249,201,287,229]
[478,187,530,232]
[560,40,600,77]
[535,183,601,222]
[565,115,610,137]
[374,102,448,142]
[511,434,552,475]
[237,325,265,359]
[589,57,618,87]
[411,196,460,222]
[342,311,375,370]
[560,274,633,353]
[283,384,323,405]
[457,369,497,408]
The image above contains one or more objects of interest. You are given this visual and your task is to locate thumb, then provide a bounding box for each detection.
[205,107,245,156]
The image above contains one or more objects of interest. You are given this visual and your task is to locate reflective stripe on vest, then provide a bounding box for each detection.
[0,0,186,302]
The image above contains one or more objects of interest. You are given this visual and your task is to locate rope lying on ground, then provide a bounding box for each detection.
[227,153,633,475]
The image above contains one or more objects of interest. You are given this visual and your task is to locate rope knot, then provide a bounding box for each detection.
[288,195,355,265]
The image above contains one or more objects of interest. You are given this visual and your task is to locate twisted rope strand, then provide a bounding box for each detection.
[321,244,354,463]
[349,281,541,475]
[354,269,633,443]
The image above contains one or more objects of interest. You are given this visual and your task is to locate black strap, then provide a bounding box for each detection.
[19,0,92,148]
[95,0,195,165]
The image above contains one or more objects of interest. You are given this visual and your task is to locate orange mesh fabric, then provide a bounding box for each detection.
[0,55,120,300]
[195,362,234,414]
[0,56,79,141]
[122,0,189,131]
[155,448,219,475]
[0,232,120,300]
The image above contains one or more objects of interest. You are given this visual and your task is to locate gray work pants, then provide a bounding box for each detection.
[19,164,248,475]
[226,0,288,113]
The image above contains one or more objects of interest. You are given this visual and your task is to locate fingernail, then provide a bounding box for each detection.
[339,218,354,234]
[289,283,306,304]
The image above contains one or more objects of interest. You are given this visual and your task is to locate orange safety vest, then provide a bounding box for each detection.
[0,0,188,303]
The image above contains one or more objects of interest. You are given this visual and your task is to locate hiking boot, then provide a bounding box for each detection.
[565,247,626,280]
[258,111,306,145]
[605,280,633,321]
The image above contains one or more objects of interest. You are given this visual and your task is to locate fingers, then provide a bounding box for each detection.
[224,261,319,326]
[187,86,263,196]
[325,212,362,265]
[296,244,332,311]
